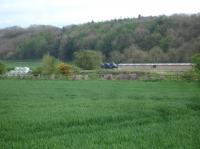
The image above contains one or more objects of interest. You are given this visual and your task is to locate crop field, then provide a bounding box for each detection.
[0,80,200,149]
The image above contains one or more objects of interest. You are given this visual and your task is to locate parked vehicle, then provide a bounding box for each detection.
[101,62,118,69]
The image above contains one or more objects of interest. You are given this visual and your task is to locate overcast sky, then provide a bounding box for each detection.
[1,0,200,28]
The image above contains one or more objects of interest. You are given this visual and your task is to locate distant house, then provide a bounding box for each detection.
[118,63,194,72]
[7,67,31,76]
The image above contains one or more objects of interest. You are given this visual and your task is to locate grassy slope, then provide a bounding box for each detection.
[0,80,200,149]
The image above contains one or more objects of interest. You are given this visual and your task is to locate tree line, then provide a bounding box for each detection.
[0,14,200,62]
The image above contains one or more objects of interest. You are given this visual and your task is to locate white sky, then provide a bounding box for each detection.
[0,0,200,28]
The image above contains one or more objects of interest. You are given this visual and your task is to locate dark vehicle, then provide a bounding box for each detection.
[101,62,118,69]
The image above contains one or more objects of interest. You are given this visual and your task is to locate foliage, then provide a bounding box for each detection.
[74,50,102,70]
[181,70,198,81]
[149,46,165,62]
[0,80,200,148]
[5,31,59,60]
[109,51,123,63]
[71,65,81,74]
[32,67,43,76]
[122,45,149,62]
[0,61,6,74]
[6,67,14,72]
[41,54,57,75]
[192,53,200,73]
[57,62,72,75]
[1,15,200,62]
[192,53,200,80]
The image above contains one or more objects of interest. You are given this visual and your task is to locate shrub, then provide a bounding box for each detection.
[32,67,43,76]
[74,50,102,70]
[181,69,200,81]
[71,65,81,74]
[191,53,200,80]
[0,62,6,74]
[42,54,57,75]
[192,53,200,74]
[6,67,14,72]
[181,71,194,81]
[57,63,72,76]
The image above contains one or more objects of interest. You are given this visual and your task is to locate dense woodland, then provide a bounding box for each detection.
[0,14,200,63]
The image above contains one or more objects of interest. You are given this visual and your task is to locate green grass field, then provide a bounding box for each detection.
[2,60,42,69]
[0,80,200,149]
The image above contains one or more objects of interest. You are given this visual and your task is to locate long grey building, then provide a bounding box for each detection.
[118,63,193,72]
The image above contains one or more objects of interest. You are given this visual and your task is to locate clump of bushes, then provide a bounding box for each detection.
[181,70,197,81]
[32,54,81,78]
[6,67,14,72]
[74,50,102,70]
[192,53,200,80]
[192,53,200,72]
[32,67,43,77]
[71,65,81,74]
[0,62,6,74]
[57,63,72,76]
[41,54,57,75]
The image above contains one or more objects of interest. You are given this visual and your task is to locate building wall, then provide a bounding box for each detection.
[118,64,193,72]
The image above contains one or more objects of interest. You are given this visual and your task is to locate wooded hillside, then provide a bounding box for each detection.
[0,14,200,62]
